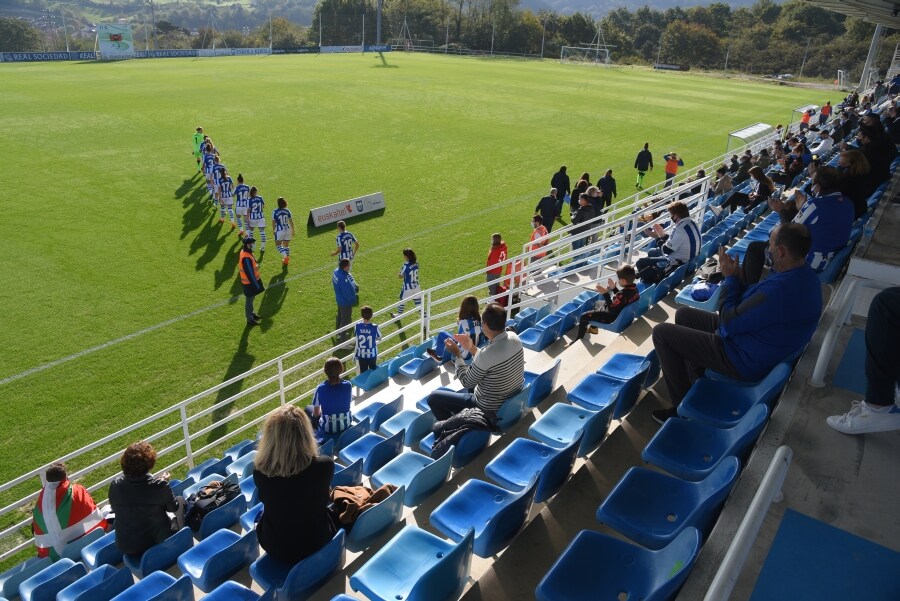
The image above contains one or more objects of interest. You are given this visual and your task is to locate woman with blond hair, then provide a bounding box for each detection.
[253,404,336,564]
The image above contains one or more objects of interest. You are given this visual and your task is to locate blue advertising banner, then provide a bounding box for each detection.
[364,44,392,52]
[134,49,198,58]
[1,51,96,62]
[272,47,321,55]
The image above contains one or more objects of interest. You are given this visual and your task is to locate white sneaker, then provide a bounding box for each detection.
[826,400,900,434]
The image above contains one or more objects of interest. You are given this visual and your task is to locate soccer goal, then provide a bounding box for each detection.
[560,46,610,66]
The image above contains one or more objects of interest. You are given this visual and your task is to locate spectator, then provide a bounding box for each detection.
[886,105,900,145]
[551,167,571,225]
[571,177,590,211]
[723,166,776,215]
[827,287,900,434]
[426,295,482,362]
[586,185,604,218]
[426,303,525,423]
[579,172,592,187]
[306,356,353,441]
[568,265,640,344]
[809,128,834,156]
[733,155,752,184]
[634,143,654,189]
[636,201,701,285]
[598,169,617,212]
[838,150,875,219]
[712,166,733,196]
[254,404,336,564]
[486,234,508,297]
[569,193,596,255]
[819,100,832,125]
[535,188,558,233]
[663,152,684,188]
[529,215,550,260]
[354,306,381,374]
[651,223,822,423]
[678,170,705,200]
[755,148,773,170]
[33,462,107,560]
[799,108,813,132]
[773,144,805,187]
[332,258,358,342]
[108,441,184,556]
[856,124,897,186]
[726,155,739,174]
[873,80,887,100]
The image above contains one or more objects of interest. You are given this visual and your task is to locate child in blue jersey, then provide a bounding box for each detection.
[304,357,353,443]
[234,174,251,237]
[247,186,266,252]
[426,295,481,362]
[354,306,382,373]
[218,171,237,229]
[330,221,359,269]
[391,248,421,318]
[272,197,295,267]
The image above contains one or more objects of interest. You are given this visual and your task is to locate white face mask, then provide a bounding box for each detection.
[531,221,537,228]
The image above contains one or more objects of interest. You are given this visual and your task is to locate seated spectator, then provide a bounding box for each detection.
[809,128,834,156]
[855,124,897,185]
[636,201,701,285]
[427,303,524,424]
[733,155,752,184]
[754,148,773,170]
[254,405,336,564]
[568,265,640,344]
[772,145,805,187]
[651,224,822,423]
[427,295,482,362]
[838,150,876,219]
[886,105,900,145]
[712,166,733,196]
[723,166,776,215]
[678,170,706,200]
[726,155,739,174]
[33,462,107,560]
[306,357,352,442]
[109,441,184,556]
[827,287,900,434]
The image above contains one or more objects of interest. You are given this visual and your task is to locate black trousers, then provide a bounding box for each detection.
[866,287,900,406]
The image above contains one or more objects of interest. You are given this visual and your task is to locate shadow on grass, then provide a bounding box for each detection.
[213,236,242,290]
[195,223,235,271]
[305,208,385,238]
[181,186,213,241]
[258,266,289,332]
[207,325,255,445]
[372,52,398,68]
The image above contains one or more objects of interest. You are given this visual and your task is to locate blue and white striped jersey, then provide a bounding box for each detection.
[202,153,215,173]
[355,322,382,359]
[235,184,250,209]
[273,207,292,231]
[400,262,420,290]
[219,176,234,198]
[336,232,358,260]
[212,164,226,185]
[249,196,265,221]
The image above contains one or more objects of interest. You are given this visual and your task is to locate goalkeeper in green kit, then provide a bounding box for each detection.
[192,126,204,171]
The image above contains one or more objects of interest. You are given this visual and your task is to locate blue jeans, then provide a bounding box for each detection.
[427,389,477,421]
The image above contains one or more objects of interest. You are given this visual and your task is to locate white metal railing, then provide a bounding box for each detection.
[0,125,793,564]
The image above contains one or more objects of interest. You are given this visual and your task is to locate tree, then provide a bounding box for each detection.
[0,16,42,52]
[660,21,723,69]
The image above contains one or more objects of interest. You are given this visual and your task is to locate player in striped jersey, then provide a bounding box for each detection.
[201,143,216,201]
[211,156,227,204]
[330,221,359,269]
[234,174,250,237]
[247,187,266,252]
[272,197,295,266]
[354,306,382,373]
[390,248,421,318]
[218,171,236,229]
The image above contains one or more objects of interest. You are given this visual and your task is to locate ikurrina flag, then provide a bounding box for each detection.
[32,480,107,559]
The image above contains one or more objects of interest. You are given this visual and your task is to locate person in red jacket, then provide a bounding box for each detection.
[32,462,107,560]
[486,233,507,297]
[568,264,640,344]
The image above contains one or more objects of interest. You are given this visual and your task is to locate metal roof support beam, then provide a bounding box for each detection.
[858,23,885,92]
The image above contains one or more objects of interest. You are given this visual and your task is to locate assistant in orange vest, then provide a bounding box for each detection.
[663,152,684,188]
[239,236,265,326]
[529,215,550,260]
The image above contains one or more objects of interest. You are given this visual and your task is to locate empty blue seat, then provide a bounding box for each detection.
[337,430,404,476]
[524,358,561,408]
[351,364,390,392]
[597,457,741,549]
[224,438,255,462]
[565,372,621,413]
[350,526,474,601]
[334,416,371,454]
[318,439,335,457]
[346,486,406,552]
[370,449,454,507]
[649,280,672,304]
[239,476,259,506]
[225,451,257,480]
[535,527,701,601]
[495,385,531,432]
[187,457,232,483]
[331,459,364,488]
[19,558,86,601]
[81,530,123,570]
[528,399,614,458]
[57,565,133,601]
[178,529,259,592]
[60,528,106,562]
[398,355,439,380]
[240,503,263,533]
[380,409,435,447]
[122,527,194,579]
[420,430,490,468]
[484,435,580,503]
[250,529,345,601]
[555,304,581,335]
[600,359,652,419]
[678,363,791,427]
[642,403,769,481]
[520,315,563,352]
[386,347,418,377]
[354,394,403,431]
[108,572,193,601]
[200,583,275,601]
[0,558,52,600]
[632,286,654,319]
[593,303,636,334]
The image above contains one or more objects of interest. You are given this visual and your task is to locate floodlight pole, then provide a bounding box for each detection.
[60,9,69,52]
[362,13,365,50]
[724,47,729,74]
[858,24,884,92]
[148,0,157,49]
[376,0,382,45]
[655,33,662,67]
[798,37,811,79]
[445,22,449,53]
[319,16,322,47]
[540,19,546,58]
[490,22,495,56]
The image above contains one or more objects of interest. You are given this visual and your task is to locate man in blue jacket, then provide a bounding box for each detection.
[651,223,822,424]
[332,258,359,342]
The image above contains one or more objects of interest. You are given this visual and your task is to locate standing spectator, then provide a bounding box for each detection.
[109,442,184,556]
[636,201,701,285]
[551,166,571,225]
[305,357,353,440]
[33,462,107,560]
[239,237,264,326]
[529,215,550,260]
[392,248,421,318]
[837,150,875,219]
[799,108,813,132]
[651,224,822,423]
[819,100,832,125]
[586,186,604,220]
[330,221,359,270]
[569,193,596,256]
[354,306,381,374]
[535,189,558,232]
[332,258,358,341]
[598,169,617,212]
[486,234,508,297]
[827,287,900,434]
[568,265,640,344]
[634,143,653,189]
[571,178,590,213]
[663,152,684,188]
[254,405,336,564]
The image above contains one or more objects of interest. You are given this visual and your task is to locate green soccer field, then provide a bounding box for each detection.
[0,53,836,485]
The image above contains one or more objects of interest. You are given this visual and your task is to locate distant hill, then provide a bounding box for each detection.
[522,0,766,16]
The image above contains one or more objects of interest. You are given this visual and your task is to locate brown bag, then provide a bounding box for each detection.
[330,484,398,531]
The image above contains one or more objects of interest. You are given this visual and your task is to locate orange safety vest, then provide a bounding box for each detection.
[239,249,260,285]
[504,259,525,289]
[665,157,680,175]
[529,226,549,259]
[800,112,811,124]
[821,104,832,116]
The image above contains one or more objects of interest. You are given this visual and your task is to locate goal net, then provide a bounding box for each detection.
[560,46,609,66]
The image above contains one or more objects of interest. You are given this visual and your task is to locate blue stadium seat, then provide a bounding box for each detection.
[187,457,232,483]
[484,435,580,503]
[520,315,563,352]
[122,527,194,579]
[183,473,235,498]
[649,281,671,305]
[81,530,123,570]
[346,486,406,552]
[398,355,439,381]
[554,304,581,335]
[18,558,86,601]
[528,400,615,458]
[108,572,193,601]
[380,409,435,447]
[331,459,364,488]
[386,347,418,378]
[675,280,723,312]
[0,558,51,601]
[318,439,335,457]
[597,355,652,419]
[351,364,390,392]
[60,528,105,562]
[353,394,403,431]
[642,404,769,481]
[178,530,259,593]
[495,385,532,432]
[370,449,455,507]
[224,439,255,462]
[349,526,474,601]
[334,416,370,454]
[199,582,273,601]
[337,430,404,476]
[524,358,561,408]
[593,303,636,334]
[240,503,263,533]
[632,286,654,319]
[535,528,701,601]
[250,529,345,601]
[420,430,490,468]
[677,363,792,427]
[57,565,133,601]
[565,372,621,413]
[597,457,741,550]
[239,476,259,507]
[225,451,257,481]
[817,245,852,285]
[509,306,538,333]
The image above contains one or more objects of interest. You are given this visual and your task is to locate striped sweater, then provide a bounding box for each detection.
[453,331,525,413]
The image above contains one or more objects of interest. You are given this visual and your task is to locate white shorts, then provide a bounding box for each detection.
[275,229,292,241]
[222,196,234,207]
[248,219,266,229]
[400,287,421,302]
[235,206,248,216]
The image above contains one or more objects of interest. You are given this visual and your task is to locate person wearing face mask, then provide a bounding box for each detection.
[534,188,558,233]
[837,150,875,219]
[651,223,822,424]
[529,215,550,260]
[636,201,701,285]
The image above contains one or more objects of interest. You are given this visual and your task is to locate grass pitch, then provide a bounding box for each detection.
[0,53,836,486]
